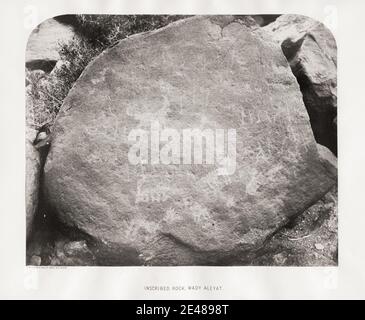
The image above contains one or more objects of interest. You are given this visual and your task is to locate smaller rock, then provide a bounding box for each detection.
[63,241,89,257]
[30,255,42,266]
[34,131,48,143]
[273,252,288,265]
[315,243,325,251]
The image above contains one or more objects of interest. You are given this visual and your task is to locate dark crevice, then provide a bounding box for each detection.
[251,15,281,27]
[292,70,337,155]
[279,39,337,155]
[26,138,95,265]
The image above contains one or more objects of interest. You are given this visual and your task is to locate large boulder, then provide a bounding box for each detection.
[44,16,336,265]
[264,15,337,154]
[26,128,41,240]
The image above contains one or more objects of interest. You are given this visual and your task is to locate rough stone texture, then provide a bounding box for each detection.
[317,144,337,177]
[26,18,76,72]
[26,128,41,240]
[264,15,337,154]
[44,16,336,265]
[30,255,42,266]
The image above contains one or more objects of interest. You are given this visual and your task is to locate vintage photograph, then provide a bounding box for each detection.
[25,14,337,266]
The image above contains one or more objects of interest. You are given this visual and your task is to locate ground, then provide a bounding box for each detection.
[252,185,337,266]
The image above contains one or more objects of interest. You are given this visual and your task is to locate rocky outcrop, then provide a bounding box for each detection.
[43,16,336,265]
[264,15,337,154]
[26,18,76,72]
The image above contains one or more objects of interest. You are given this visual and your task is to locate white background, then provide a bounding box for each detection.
[0,0,364,299]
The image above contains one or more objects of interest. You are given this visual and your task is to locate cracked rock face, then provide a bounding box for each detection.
[43,16,336,265]
[264,15,337,154]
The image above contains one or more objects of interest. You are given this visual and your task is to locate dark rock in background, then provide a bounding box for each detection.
[264,15,337,155]
[251,15,280,27]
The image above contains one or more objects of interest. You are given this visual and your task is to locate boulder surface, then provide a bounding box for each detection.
[44,16,336,265]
